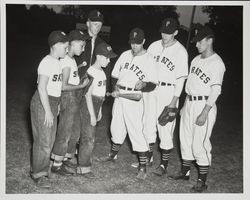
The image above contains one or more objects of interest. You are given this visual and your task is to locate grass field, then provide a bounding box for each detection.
[5,35,243,196]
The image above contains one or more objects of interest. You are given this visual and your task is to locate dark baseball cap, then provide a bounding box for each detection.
[48,30,68,47]
[96,42,117,58]
[160,18,179,34]
[68,30,90,42]
[88,9,104,23]
[128,28,145,44]
[192,26,215,43]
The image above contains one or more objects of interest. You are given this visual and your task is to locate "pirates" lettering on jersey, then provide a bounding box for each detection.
[124,62,146,81]
[190,66,210,84]
[154,55,175,71]
[52,74,63,82]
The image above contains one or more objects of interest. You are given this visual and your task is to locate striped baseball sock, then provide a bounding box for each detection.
[198,165,209,182]
[160,149,172,169]
[138,152,148,169]
[181,159,192,175]
[110,142,121,158]
[147,143,154,162]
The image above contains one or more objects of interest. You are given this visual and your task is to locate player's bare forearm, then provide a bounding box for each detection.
[168,96,179,108]
[196,104,212,126]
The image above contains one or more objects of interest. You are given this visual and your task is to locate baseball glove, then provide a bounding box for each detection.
[80,72,94,96]
[158,106,178,126]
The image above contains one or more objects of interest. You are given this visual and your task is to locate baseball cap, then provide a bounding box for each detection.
[68,30,90,42]
[191,26,215,43]
[95,42,117,58]
[88,9,104,23]
[128,28,145,44]
[48,30,68,47]
[160,18,179,34]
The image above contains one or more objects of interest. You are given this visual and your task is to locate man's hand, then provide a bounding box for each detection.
[90,114,97,127]
[195,112,208,126]
[135,80,146,90]
[44,110,54,128]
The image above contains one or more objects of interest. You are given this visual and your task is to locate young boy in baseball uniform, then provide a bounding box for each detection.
[76,42,117,176]
[147,18,188,176]
[30,31,68,188]
[50,30,90,175]
[171,26,226,193]
[100,28,158,180]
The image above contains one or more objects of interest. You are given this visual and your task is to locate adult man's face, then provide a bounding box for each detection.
[87,21,103,37]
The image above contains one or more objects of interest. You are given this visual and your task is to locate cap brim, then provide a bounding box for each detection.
[159,27,176,34]
[128,39,144,44]
[106,52,117,58]
[89,17,104,23]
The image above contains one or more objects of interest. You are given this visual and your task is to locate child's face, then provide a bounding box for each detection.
[99,55,110,68]
[71,40,86,56]
[54,42,69,58]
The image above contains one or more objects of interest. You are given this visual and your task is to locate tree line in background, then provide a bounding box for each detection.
[6,4,243,93]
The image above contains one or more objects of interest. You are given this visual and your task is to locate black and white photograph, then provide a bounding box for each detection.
[1,0,249,199]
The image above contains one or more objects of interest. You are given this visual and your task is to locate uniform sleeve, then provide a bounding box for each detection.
[37,58,52,77]
[209,60,226,86]
[175,49,189,80]
[111,53,123,79]
[60,57,71,70]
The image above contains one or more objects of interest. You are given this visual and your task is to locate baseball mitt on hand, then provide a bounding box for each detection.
[158,106,178,126]
[80,72,94,96]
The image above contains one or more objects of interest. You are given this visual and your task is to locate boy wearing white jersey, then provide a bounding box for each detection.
[147,18,188,176]
[100,28,158,180]
[76,42,117,176]
[30,31,68,188]
[50,30,90,175]
[171,26,226,193]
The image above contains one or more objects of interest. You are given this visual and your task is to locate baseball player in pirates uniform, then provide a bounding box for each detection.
[147,18,189,176]
[171,26,226,193]
[76,42,117,176]
[30,31,68,188]
[50,30,90,175]
[100,28,158,180]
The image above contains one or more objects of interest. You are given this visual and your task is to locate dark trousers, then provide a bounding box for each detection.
[30,90,60,179]
[51,90,82,161]
[78,95,104,167]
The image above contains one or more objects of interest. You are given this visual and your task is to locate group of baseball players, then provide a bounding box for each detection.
[29,9,226,193]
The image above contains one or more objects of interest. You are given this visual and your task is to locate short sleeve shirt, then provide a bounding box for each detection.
[185,53,226,96]
[147,40,188,84]
[111,50,158,92]
[60,55,80,86]
[87,66,106,97]
[37,55,62,97]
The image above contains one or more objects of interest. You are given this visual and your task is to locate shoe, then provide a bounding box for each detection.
[131,157,153,168]
[33,176,51,188]
[136,167,147,180]
[97,154,117,162]
[63,159,77,169]
[51,164,74,176]
[168,171,190,180]
[152,164,167,176]
[190,179,208,193]
[76,167,96,179]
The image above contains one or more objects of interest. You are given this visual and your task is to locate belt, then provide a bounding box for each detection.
[188,95,208,101]
[159,82,173,86]
[117,85,140,91]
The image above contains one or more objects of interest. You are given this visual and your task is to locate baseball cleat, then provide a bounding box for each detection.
[136,167,147,180]
[51,164,74,176]
[190,179,208,193]
[168,171,190,180]
[152,164,167,176]
[97,154,117,162]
